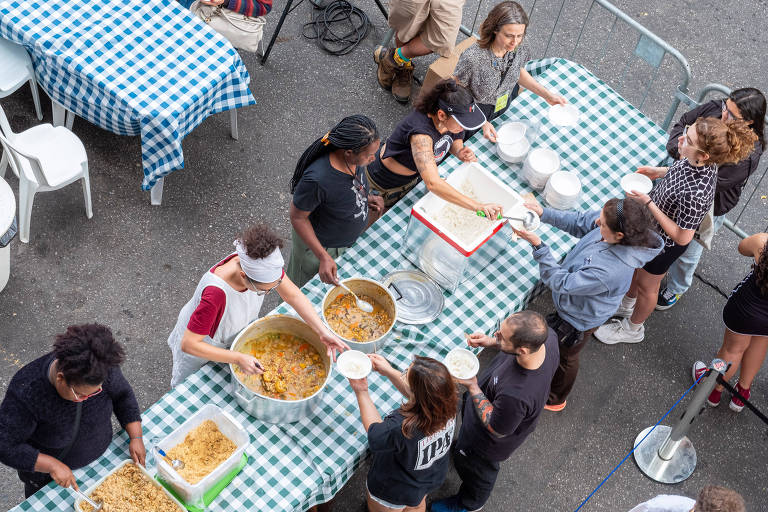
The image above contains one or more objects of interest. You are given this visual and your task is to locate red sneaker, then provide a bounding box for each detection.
[707,388,722,407]
[729,381,750,413]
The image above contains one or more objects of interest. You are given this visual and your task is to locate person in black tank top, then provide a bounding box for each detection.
[692,233,768,412]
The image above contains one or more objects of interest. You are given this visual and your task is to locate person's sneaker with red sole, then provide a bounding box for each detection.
[692,361,721,407]
[729,381,750,412]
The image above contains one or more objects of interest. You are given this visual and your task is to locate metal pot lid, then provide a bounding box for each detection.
[381,270,444,325]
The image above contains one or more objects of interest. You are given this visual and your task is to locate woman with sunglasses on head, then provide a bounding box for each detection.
[288,115,384,288]
[656,88,765,310]
[0,324,144,498]
[595,118,757,345]
[167,224,348,387]
[453,1,567,141]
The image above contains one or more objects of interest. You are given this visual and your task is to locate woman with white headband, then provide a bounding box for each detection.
[167,224,348,388]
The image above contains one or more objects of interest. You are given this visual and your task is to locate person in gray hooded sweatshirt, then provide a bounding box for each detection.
[512,197,663,411]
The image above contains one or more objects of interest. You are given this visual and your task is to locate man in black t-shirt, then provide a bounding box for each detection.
[432,310,559,512]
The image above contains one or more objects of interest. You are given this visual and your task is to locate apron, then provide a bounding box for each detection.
[167,255,265,387]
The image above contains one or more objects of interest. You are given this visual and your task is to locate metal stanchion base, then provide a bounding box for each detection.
[633,426,697,484]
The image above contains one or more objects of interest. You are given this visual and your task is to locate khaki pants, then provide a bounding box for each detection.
[388,0,465,57]
[286,228,347,288]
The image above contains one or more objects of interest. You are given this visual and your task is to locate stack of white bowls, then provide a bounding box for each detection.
[544,171,582,209]
[496,122,530,163]
[522,147,560,190]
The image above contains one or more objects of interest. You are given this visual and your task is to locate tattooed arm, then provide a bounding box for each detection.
[463,379,504,438]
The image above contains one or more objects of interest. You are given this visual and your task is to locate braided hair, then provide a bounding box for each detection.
[290,115,379,193]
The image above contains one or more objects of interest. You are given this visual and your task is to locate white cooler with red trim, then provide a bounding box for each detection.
[402,162,524,293]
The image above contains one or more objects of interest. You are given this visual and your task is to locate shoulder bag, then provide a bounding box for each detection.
[191,1,266,53]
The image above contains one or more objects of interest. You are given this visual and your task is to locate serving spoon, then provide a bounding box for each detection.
[157,448,185,470]
[70,487,102,511]
[476,210,539,230]
[337,282,374,313]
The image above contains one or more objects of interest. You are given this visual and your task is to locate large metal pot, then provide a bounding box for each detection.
[321,277,397,353]
[228,315,332,424]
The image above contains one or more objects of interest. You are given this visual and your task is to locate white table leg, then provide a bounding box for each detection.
[150,177,164,206]
[51,101,75,130]
[230,109,238,140]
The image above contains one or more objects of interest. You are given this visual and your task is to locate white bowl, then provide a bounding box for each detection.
[336,350,372,379]
[497,138,530,163]
[444,347,480,380]
[496,122,527,145]
[544,171,581,209]
[620,173,653,195]
[547,104,580,127]
[523,147,560,190]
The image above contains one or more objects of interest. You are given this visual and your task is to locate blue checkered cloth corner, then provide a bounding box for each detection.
[9,58,669,512]
[0,0,255,190]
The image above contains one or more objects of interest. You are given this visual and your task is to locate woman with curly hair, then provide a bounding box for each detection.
[348,354,457,512]
[0,324,144,498]
[167,224,348,387]
[693,232,768,412]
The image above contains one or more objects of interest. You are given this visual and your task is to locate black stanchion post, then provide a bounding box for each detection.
[633,359,727,484]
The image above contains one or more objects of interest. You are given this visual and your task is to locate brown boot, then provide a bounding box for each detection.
[392,61,414,103]
[376,48,401,90]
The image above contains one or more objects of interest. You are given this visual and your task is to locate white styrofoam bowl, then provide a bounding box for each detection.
[544,171,582,209]
[620,173,653,195]
[336,350,372,379]
[496,122,527,144]
[547,104,580,127]
[497,138,530,163]
[523,147,560,190]
[444,347,480,380]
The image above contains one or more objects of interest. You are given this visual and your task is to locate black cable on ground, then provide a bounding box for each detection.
[303,0,371,56]
[716,374,768,425]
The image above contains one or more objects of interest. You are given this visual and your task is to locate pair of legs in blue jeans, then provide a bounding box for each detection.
[666,215,726,295]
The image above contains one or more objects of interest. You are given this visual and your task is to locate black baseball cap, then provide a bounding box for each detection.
[437,98,487,130]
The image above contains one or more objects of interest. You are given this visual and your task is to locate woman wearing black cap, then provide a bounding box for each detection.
[365,78,503,218]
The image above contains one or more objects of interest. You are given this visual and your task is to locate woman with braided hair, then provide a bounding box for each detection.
[288,115,384,287]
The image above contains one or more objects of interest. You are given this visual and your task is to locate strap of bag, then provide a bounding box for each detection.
[57,402,83,461]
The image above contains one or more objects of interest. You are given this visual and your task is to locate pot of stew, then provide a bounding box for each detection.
[229,315,332,423]
[321,277,397,354]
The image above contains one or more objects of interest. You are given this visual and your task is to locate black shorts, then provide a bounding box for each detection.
[642,242,689,275]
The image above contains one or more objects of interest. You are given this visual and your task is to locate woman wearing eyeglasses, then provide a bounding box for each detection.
[453,1,567,141]
[288,115,384,288]
[167,224,348,387]
[656,88,766,310]
[595,118,757,345]
[0,324,144,498]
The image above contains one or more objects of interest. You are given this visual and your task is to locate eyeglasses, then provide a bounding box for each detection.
[721,99,742,121]
[70,385,102,402]
[246,274,282,296]
[682,124,705,153]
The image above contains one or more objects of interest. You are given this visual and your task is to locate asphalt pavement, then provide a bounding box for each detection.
[1,0,767,510]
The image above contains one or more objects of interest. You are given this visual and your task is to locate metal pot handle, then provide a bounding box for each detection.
[233,382,258,404]
[388,282,403,301]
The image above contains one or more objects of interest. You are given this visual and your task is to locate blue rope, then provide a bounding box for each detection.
[573,370,708,512]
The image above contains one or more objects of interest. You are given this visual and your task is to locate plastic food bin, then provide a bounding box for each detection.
[402,161,523,292]
[155,404,249,508]
[73,459,185,511]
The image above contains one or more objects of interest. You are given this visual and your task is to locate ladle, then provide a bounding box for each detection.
[338,282,374,313]
[476,210,539,230]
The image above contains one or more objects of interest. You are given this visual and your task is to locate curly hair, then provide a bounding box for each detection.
[477,1,529,49]
[53,324,125,386]
[695,117,758,165]
[400,356,457,438]
[753,236,768,297]
[695,485,745,512]
[603,198,658,247]
[237,224,284,260]
[413,78,475,116]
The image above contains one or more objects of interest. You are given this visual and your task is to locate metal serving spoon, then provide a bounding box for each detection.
[476,210,539,230]
[70,487,102,511]
[338,282,374,313]
[157,448,185,470]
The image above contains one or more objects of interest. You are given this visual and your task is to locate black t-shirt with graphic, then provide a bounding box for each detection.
[456,328,559,462]
[370,110,464,189]
[292,154,370,248]
[366,410,456,507]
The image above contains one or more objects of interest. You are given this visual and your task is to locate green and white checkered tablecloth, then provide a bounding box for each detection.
[12,58,668,512]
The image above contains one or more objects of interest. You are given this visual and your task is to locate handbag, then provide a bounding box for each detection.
[190,1,266,53]
[694,204,715,250]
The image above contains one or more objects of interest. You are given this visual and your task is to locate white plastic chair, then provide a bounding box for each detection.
[0,37,43,121]
[0,106,92,243]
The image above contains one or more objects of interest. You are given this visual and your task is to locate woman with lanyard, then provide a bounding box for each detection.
[287,115,384,288]
[365,78,503,218]
[595,118,757,345]
[453,1,567,141]
[167,224,348,387]
[512,197,662,411]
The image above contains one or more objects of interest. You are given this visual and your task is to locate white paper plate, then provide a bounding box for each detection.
[620,173,653,195]
[547,104,580,127]
[336,350,372,379]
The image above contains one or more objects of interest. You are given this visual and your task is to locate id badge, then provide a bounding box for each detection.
[494,91,510,113]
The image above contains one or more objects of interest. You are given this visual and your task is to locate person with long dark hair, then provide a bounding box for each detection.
[454,1,567,141]
[693,232,768,412]
[512,197,663,411]
[0,324,144,498]
[595,117,758,345]
[349,354,457,512]
[366,78,502,218]
[287,115,384,288]
[657,88,765,310]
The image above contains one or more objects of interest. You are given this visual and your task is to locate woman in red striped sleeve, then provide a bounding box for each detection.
[200,0,272,17]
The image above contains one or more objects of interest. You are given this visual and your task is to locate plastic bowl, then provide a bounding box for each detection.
[496,122,527,144]
[336,350,372,379]
[544,171,582,209]
[444,348,480,380]
[620,173,653,195]
[547,104,580,127]
[497,138,531,163]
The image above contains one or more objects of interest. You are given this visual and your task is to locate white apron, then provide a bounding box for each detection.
[167,257,264,387]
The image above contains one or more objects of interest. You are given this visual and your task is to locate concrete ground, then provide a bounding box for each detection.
[1,0,767,510]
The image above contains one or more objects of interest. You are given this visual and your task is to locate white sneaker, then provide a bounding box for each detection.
[594,318,645,345]
[614,305,634,318]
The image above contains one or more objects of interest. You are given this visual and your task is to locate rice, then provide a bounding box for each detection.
[446,351,477,379]
[339,358,368,379]
[433,180,495,245]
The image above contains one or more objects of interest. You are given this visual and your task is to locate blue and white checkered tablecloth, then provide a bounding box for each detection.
[10,59,669,512]
[0,0,255,190]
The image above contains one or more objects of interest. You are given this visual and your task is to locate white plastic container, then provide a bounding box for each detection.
[522,147,561,190]
[544,171,582,210]
[155,404,249,507]
[74,459,186,511]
